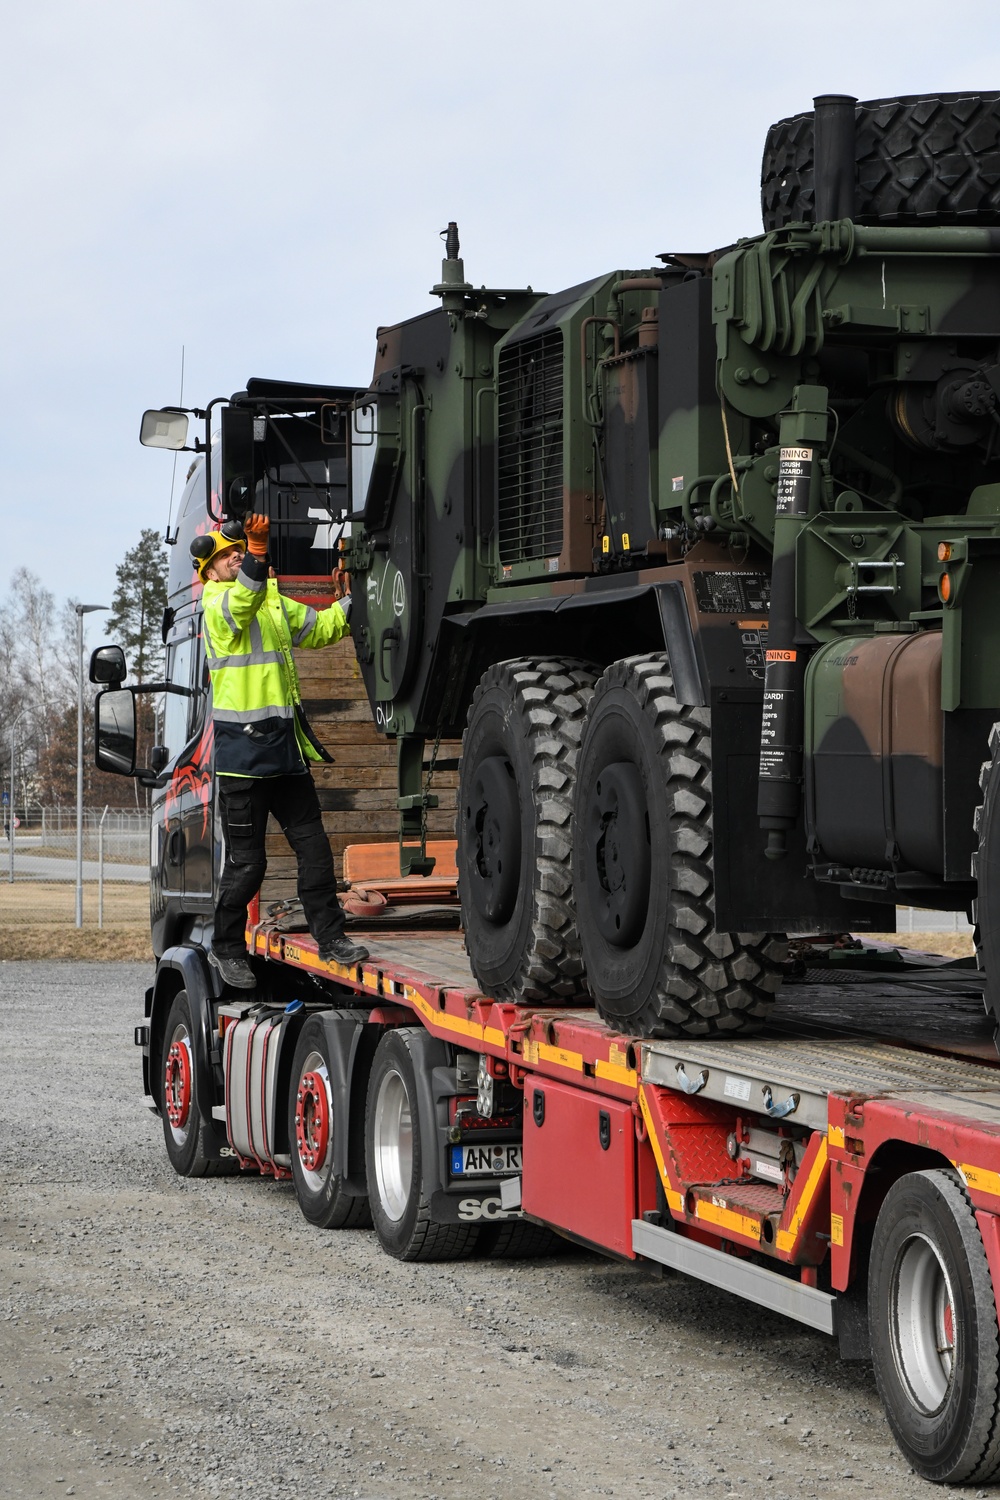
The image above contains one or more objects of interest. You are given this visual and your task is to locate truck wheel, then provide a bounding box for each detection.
[974,722,1000,1026]
[458,657,596,1001]
[365,1029,479,1262]
[161,990,229,1178]
[762,92,1000,231]
[287,1018,371,1230]
[869,1169,1000,1484]
[573,654,783,1038]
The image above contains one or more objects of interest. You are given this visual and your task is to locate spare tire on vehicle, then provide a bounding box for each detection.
[761,92,1000,231]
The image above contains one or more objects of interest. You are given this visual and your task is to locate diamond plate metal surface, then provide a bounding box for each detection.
[693,1181,785,1215]
[641,1036,1000,1132]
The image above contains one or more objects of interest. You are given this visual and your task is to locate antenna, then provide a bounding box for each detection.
[163,345,186,545]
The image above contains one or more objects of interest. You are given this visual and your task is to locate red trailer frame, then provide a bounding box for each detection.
[247,919,1000,1311]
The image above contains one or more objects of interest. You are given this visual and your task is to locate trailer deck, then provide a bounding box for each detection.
[246,914,1000,1300]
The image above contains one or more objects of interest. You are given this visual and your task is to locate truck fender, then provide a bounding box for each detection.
[311,1009,371,1190]
[392,1027,454,1203]
[148,944,223,1131]
[441,579,708,724]
[653,581,707,707]
[139,985,154,1102]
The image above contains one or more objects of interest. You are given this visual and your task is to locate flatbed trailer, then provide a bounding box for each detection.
[138,915,1000,1484]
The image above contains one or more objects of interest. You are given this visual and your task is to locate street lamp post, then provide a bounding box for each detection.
[76,603,109,929]
[8,706,27,883]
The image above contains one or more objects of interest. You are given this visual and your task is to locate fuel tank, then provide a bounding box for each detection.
[222,1004,299,1169]
[805,631,943,875]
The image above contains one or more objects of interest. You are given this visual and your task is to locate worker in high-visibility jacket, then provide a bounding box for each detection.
[194,512,369,989]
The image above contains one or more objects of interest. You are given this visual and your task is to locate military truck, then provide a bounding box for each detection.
[88,91,1000,1485]
[324,90,1000,1042]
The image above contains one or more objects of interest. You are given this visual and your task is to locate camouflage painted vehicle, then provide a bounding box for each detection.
[339,92,1000,1040]
[173,92,1000,1042]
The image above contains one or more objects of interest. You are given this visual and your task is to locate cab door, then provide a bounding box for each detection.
[159,623,215,911]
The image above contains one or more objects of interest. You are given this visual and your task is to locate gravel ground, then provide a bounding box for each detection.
[0,961,983,1499]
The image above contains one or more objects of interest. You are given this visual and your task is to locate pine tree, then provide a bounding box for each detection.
[104,529,169,790]
[106,528,168,685]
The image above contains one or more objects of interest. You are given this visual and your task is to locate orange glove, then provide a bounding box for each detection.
[244,512,270,557]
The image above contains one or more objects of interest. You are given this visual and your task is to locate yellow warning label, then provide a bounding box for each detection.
[601,535,610,554]
[831,1213,844,1247]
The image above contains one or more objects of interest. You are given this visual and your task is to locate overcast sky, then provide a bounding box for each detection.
[2,0,998,656]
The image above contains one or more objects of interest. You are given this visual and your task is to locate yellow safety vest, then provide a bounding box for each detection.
[202,559,349,777]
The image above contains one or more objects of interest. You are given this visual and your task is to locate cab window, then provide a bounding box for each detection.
[161,635,198,762]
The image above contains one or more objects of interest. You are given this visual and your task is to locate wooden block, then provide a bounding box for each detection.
[344,840,458,882]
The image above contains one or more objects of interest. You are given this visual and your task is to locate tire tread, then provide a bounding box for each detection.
[460,657,597,1002]
[761,92,1000,231]
[583,653,784,1039]
[870,1169,1000,1483]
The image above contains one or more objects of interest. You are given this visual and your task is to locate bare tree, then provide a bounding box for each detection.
[0,537,168,812]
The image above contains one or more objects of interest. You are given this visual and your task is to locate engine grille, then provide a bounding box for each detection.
[497,330,564,564]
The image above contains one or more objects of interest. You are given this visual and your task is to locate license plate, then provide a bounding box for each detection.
[450,1143,522,1177]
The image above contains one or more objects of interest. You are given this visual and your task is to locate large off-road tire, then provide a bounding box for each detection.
[458,657,596,1001]
[869,1170,1000,1484]
[572,654,784,1038]
[365,1029,480,1262]
[762,92,1000,231]
[161,990,234,1178]
[287,1017,372,1230]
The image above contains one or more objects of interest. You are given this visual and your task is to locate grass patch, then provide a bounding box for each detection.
[860,931,975,961]
[0,881,975,967]
[0,881,152,960]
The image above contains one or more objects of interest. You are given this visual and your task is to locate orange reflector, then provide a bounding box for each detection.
[938,541,953,562]
[939,572,952,603]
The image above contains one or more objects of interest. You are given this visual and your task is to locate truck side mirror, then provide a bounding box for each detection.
[139,409,189,450]
[90,644,127,685]
[95,688,137,776]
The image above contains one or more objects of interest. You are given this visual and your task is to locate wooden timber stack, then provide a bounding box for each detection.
[259,596,459,906]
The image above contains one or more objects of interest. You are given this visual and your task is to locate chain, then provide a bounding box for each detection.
[420,728,443,847]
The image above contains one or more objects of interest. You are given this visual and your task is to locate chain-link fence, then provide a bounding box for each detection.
[3,805,149,879]
[0,803,973,957]
[1,805,151,941]
[896,906,973,935]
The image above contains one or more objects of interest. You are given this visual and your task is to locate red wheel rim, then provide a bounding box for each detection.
[165,1040,192,1129]
[295,1070,330,1172]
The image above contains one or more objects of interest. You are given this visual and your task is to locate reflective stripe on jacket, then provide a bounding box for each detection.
[202,554,350,777]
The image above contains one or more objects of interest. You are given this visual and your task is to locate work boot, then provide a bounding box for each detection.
[208,950,257,989]
[318,935,370,966]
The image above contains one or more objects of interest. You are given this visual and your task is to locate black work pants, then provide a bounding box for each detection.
[214,772,345,956]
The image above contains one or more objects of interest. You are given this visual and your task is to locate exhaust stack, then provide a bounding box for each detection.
[813,94,857,221]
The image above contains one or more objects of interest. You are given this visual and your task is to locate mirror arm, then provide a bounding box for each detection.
[201,396,229,523]
[135,769,169,789]
[130,682,198,697]
[159,405,206,420]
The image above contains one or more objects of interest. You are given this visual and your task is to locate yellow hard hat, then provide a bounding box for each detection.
[190,521,246,578]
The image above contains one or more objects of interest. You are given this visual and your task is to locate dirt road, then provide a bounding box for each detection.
[0,961,967,1498]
